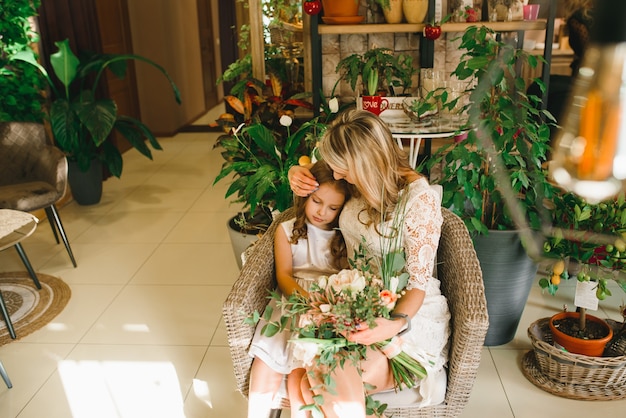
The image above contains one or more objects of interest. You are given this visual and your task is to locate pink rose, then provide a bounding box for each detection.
[379,289,398,310]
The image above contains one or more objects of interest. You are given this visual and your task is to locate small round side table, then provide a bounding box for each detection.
[0,209,40,339]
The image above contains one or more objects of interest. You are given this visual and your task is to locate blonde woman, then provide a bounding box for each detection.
[289,109,451,417]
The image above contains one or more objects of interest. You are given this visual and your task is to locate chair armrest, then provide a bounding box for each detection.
[222,208,295,397]
[437,208,489,411]
[32,145,68,196]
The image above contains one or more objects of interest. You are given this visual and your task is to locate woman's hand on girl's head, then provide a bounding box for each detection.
[289,165,318,197]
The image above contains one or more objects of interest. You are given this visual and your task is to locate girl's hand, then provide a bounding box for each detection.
[289,165,318,197]
[347,317,405,346]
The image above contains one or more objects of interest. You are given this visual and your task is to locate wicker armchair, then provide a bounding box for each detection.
[222,207,489,417]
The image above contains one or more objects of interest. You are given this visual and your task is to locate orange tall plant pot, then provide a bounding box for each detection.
[322,0,360,17]
[549,312,614,357]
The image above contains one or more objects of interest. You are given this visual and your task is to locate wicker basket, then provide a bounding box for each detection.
[522,317,626,400]
[269,21,303,46]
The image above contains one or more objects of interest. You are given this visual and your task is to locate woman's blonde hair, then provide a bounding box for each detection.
[319,109,413,226]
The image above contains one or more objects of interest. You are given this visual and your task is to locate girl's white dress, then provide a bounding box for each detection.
[249,218,338,374]
[339,178,451,408]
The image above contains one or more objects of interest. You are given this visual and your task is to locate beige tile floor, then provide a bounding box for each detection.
[1,104,626,417]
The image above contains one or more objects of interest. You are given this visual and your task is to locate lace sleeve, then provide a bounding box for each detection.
[403,186,443,291]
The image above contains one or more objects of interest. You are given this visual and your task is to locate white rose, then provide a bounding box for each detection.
[319,304,332,313]
[290,340,319,367]
[328,269,366,293]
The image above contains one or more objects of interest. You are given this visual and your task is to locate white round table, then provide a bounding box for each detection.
[383,116,467,169]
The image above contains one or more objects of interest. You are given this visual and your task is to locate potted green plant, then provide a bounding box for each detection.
[420,25,558,345]
[422,25,556,236]
[336,47,416,97]
[213,90,341,268]
[335,47,417,119]
[10,39,181,204]
[538,191,626,355]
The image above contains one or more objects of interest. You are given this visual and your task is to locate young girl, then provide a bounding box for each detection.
[248,160,350,418]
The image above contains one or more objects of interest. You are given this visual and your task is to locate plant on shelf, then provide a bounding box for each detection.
[11,39,181,178]
[335,47,417,97]
[538,190,626,353]
[421,25,557,236]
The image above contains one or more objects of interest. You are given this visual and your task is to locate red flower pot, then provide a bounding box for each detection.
[321,0,359,17]
[549,312,613,357]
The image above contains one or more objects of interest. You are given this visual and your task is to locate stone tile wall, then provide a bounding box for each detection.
[320,1,462,100]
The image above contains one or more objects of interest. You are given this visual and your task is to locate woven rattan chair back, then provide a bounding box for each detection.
[222,207,489,417]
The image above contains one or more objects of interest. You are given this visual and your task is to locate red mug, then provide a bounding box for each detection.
[361,96,389,116]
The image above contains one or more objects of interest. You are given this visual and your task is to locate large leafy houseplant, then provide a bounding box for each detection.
[422,25,558,237]
[11,39,181,177]
[213,91,340,234]
[213,113,327,230]
[420,25,558,346]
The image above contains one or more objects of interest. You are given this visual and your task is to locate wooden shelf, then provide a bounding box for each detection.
[318,19,548,35]
[309,0,557,113]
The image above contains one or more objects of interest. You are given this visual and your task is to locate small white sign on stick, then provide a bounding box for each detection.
[574,280,599,311]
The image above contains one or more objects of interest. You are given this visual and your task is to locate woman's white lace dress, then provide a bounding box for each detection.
[339,177,451,407]
[249,218,338,374]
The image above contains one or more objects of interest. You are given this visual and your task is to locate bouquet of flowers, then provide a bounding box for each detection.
[248,189,429,416]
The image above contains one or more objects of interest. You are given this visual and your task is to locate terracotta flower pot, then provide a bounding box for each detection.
[549,312,614,357]
[322,0,360,17]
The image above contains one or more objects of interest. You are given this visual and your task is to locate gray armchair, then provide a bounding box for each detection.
[0,122,77,267]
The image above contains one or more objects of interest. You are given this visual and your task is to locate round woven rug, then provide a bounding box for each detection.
[0,272,71,346]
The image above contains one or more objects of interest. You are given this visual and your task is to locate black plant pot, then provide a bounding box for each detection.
[473,230,538,346]
[68,159,103,205]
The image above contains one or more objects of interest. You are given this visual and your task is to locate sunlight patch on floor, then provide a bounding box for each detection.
[58,360,186,418]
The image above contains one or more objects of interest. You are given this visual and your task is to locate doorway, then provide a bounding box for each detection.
[197,0,219,110]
